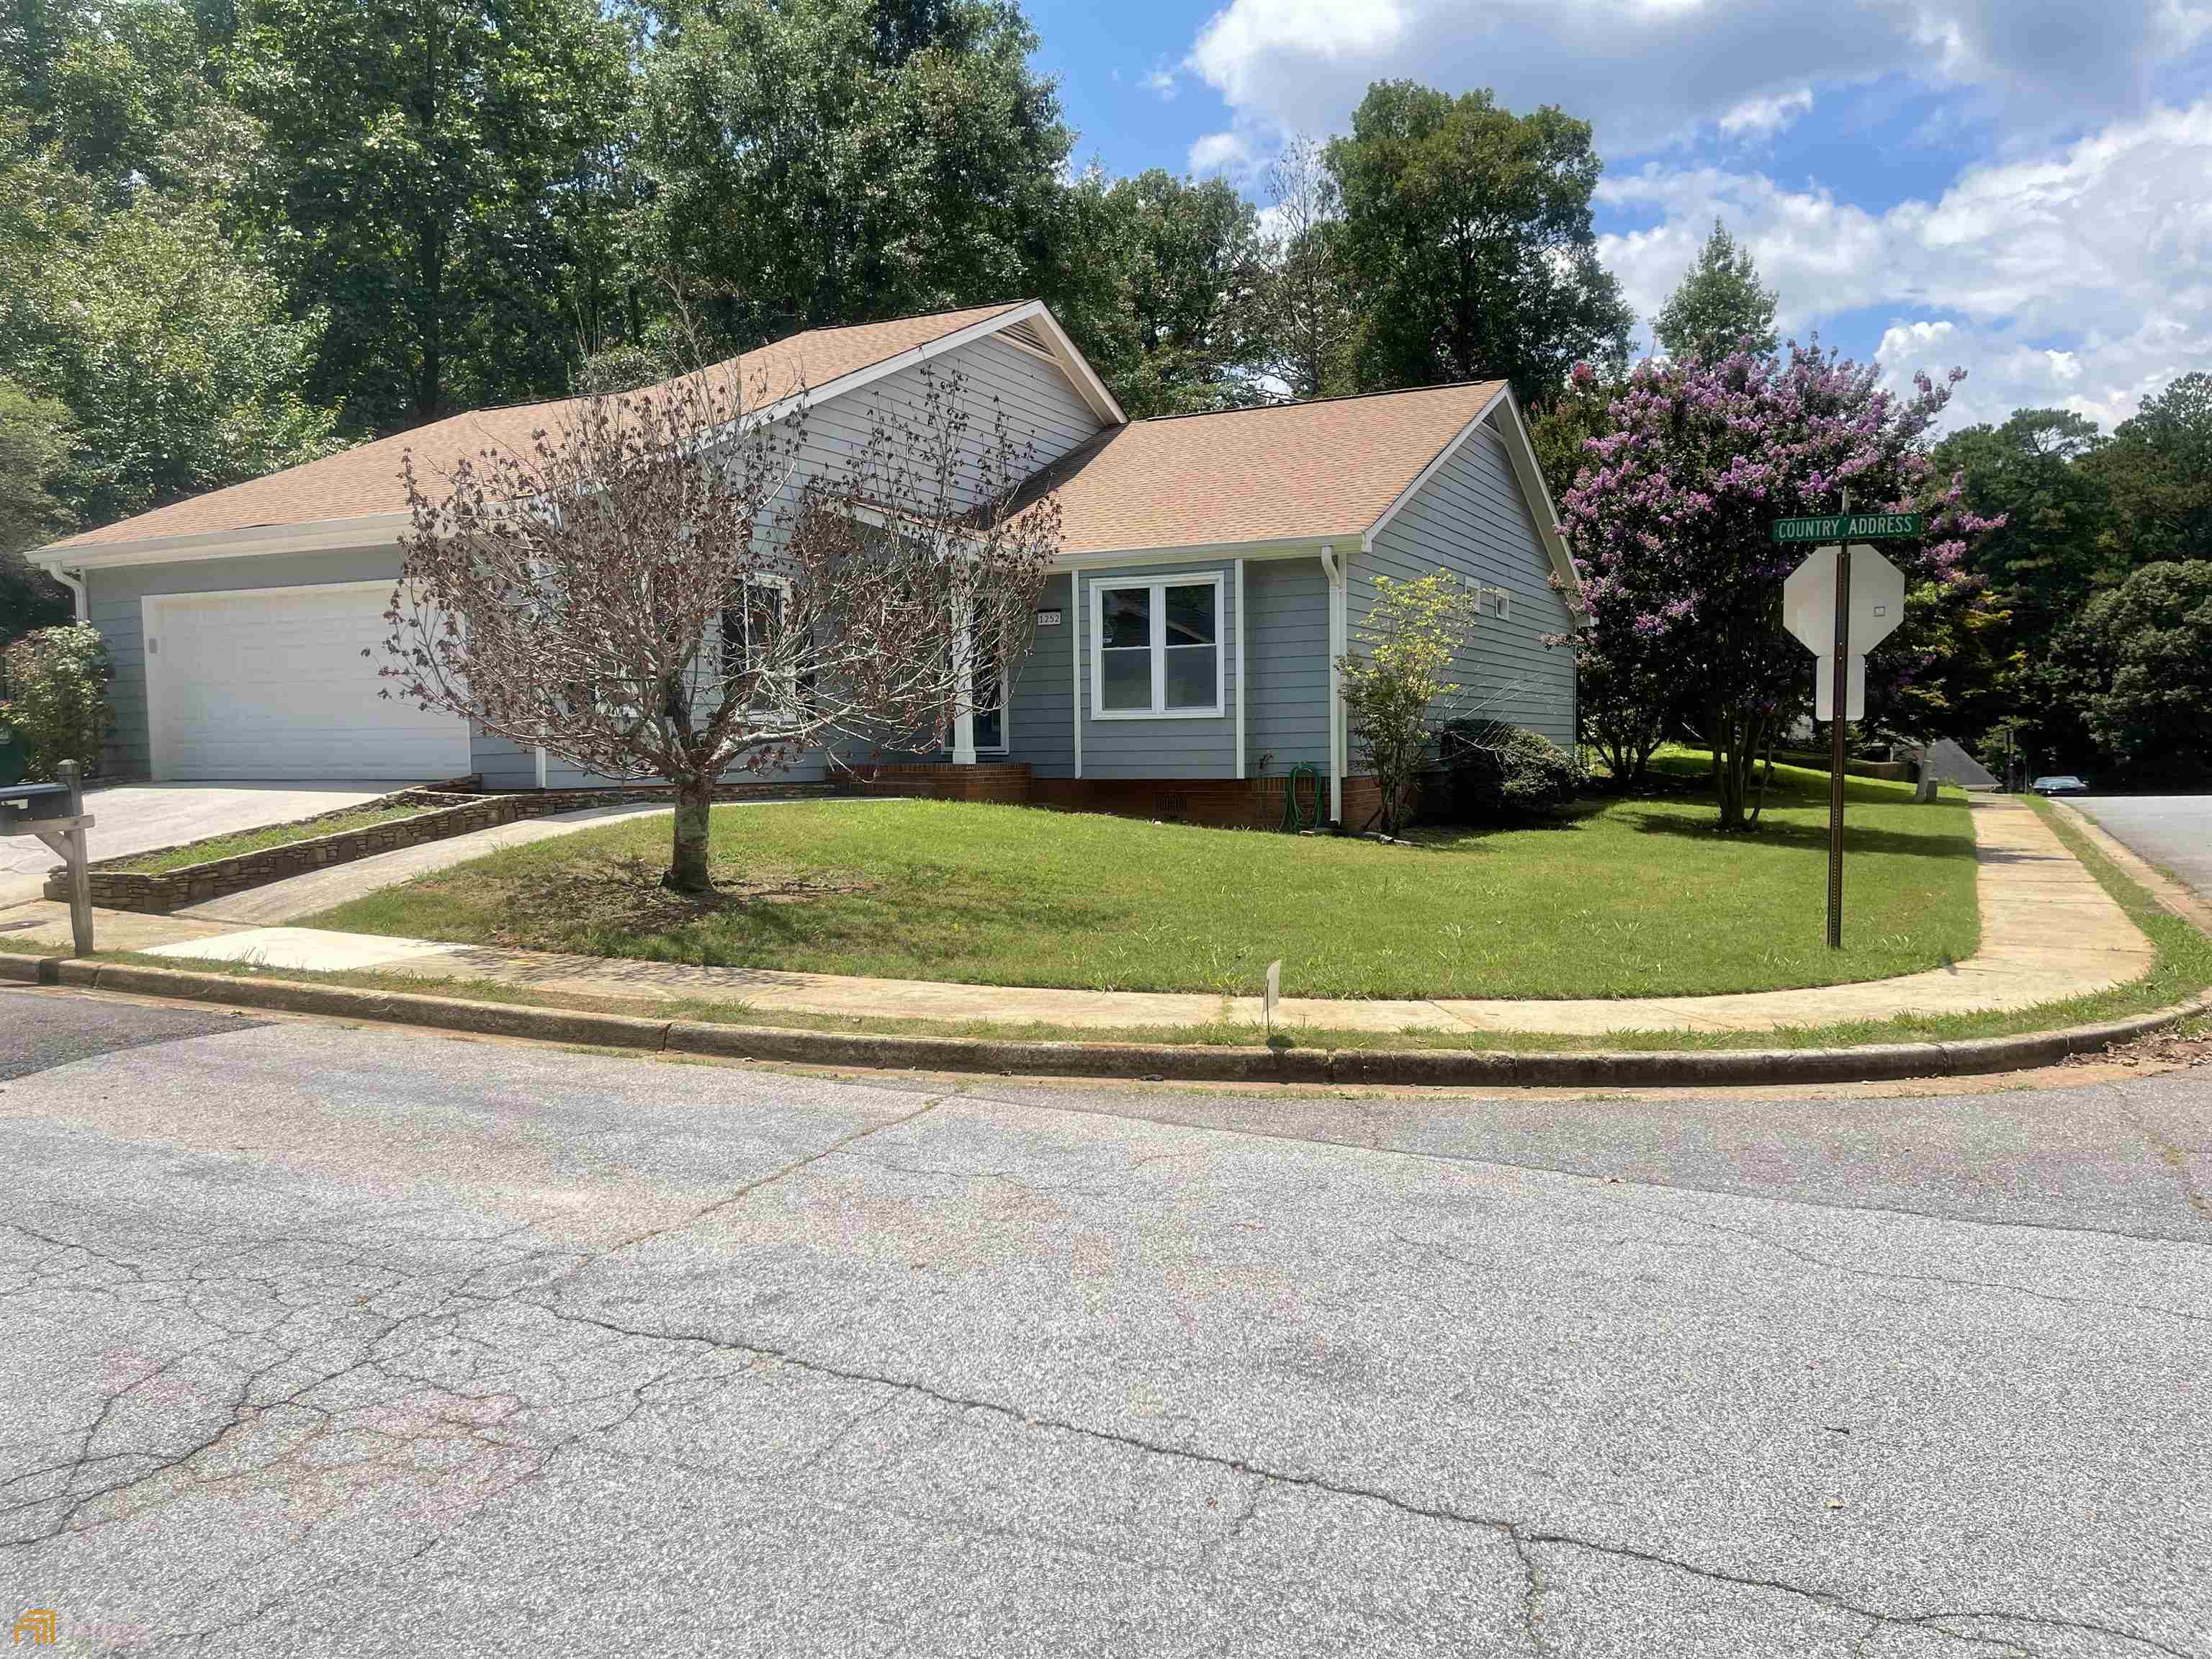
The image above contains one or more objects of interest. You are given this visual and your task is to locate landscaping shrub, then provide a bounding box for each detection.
[1,621,114,781]
[1435,720,1583,821]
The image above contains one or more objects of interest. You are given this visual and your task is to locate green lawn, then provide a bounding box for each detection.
[112,800,436,873]
[309,755,1980,1001]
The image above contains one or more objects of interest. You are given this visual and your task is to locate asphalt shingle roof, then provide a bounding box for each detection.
[45,298,1507,559]
[1010,380,1507,554]
[47,303,1026,551]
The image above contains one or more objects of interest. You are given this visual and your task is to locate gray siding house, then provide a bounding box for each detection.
[26,300,1584,827]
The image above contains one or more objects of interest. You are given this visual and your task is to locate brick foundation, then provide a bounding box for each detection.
[847,766,1380,832]
[847,762,1034,806]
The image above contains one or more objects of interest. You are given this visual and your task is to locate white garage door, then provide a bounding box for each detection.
[145,583,472,781]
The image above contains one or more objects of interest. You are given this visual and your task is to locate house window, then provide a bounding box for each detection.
[1089,572,1223,719]
[720,577,801,720]
[970,619,1008,754]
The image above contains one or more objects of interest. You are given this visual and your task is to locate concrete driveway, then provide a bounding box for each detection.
[2072,794,2212,904]
[5,988,2210,1655]
[0,781,401,909]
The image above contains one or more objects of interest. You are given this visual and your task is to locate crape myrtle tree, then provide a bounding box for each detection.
[384,361,1062,892]
[1557,344,1995,829]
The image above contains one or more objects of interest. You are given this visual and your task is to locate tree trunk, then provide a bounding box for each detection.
[665,777,714,894]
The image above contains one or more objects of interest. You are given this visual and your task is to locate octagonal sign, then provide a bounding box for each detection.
[1784,544,1907,657]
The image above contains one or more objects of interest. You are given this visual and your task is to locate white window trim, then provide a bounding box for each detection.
[1087,570,1226,721]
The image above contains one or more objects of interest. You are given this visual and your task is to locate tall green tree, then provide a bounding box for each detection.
[1328,81,1632,405]
[1053,165,1264,417]
[0,377,73,639]
[2042,560,2212,785]
[2083,372,2212,574]
[1932,410,2108,623]
[633,0,1068,359]
[231,0,639,432]
[0,115,336,529]
[1,0,237,190]
[1652,217,1778,362]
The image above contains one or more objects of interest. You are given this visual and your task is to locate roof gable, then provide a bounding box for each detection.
[36,300,1119,559]
[1012,382,1510,556]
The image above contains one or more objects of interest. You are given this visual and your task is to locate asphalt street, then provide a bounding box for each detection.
[3,986,2209,1656]
[2073,796,2212,906]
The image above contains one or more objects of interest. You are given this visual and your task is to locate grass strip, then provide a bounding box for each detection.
[109,801,439,873]
[305,757,1980,1001]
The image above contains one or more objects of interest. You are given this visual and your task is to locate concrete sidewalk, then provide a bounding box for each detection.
[22,793,2144,1038]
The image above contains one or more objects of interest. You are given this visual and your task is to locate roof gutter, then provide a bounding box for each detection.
[22,511,415,573]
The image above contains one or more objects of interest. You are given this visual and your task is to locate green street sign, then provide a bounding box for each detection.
[1770,512,1924,544]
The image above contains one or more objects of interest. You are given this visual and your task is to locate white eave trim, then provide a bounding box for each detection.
[1358,382,1588,629]
[24,511,414,572]
[1051,536,1342,572]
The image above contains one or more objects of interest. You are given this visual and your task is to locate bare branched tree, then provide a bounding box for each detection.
[382,356,1061,892]
[1261,134,1357,402]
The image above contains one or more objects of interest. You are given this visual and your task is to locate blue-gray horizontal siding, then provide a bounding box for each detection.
[1004,572,1074,776]
[1354,419,1576,750]
[81,328,1107,788]
[1244,557,1330,776]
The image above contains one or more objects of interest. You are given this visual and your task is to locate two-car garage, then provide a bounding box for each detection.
[142,583,470,782]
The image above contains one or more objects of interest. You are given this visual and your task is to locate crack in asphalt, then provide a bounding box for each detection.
[1585,1190,2212,1330]
[497,1293,2193,1658]
[5,1065,2207,1653]
[953,1084,2212,1251]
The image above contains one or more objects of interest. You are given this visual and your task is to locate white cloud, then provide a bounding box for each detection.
[1596,102,2212,430]
[1181,0,2208,161]
[1718,87,1813,140]
[1188,130,1255,179]
[1141,63,1179,99]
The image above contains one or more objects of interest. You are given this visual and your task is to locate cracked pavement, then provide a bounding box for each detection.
[2,987,2209,1655]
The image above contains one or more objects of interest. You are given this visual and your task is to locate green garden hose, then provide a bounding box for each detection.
[1280,762,1322,832]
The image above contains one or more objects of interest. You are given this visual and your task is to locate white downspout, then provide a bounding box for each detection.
[1318,545,1344,824]
[1233,558,1246,780]
[54,567,88,622]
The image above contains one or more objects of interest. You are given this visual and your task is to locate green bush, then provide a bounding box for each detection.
[1,622,114,781]
[1434,720,1583,821]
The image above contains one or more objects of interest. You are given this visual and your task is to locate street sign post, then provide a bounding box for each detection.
[1776,512,1914,950]
[1771,513,1923,544]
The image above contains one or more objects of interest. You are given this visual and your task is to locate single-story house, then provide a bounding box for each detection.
[24,299,1586,827]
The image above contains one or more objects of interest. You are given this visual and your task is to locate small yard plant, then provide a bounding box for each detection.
[312,755,1980,1001]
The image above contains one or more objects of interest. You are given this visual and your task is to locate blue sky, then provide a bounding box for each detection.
[1029,0,2212,432]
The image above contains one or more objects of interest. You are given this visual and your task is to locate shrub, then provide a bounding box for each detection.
[1,622,114,781]
[1435,720,1582,821]
[1336,570,1487,835]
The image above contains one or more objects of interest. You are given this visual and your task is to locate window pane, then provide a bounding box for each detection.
[1101,648,1151,710]
[1164,644,1215,709]
[1100,586,1151,650]
[1164,583,1215,647]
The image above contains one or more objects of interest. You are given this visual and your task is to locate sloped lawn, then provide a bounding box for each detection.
[308,756,1980,1000]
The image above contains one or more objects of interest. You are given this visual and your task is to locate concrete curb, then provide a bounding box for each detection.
[5,952,2204,1087]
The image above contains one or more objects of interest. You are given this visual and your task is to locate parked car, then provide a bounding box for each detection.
[2031,774,2090,796]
